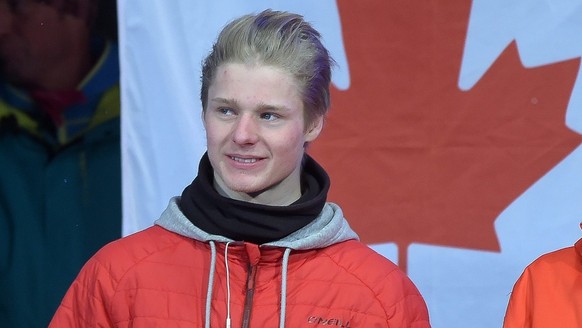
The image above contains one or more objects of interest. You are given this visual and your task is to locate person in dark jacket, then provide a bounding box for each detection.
[50,9,431,327]
[0,0,120,326]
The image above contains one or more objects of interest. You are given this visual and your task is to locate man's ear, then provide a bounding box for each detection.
[201,110,207,128]
[305,115,324,142]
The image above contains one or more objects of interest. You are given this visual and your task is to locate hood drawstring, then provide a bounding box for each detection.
[225,242,232,328]
[205,242,292,328]
[279,248,292,328]
[205,241,217,328]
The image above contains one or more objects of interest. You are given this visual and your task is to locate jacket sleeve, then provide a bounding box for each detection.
[502,268,532,328]
[48,255,117,327]
[348,241,431,327]
[381,268,431,328]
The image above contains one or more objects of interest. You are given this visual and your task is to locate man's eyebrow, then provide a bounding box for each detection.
[256,102,290,112]
[210,97,239,106]
[211,97,291,112]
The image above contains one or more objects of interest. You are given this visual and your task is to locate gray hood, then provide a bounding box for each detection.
[155,197,359,249]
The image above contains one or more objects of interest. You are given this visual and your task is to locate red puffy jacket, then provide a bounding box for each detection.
[50,200,430,327]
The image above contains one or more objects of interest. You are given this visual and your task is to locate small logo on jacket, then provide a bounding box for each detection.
[307,316,351,327]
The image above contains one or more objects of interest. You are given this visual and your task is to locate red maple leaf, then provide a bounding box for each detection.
[309,0,582,272]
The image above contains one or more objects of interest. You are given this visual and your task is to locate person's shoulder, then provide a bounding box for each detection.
[525,245,577,273]
[322,240,414,292]
[325,239,400,272]
[97,225,183,254]
[530,245,575,265]
[90,225,188,274]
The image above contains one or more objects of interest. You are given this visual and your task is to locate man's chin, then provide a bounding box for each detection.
[230,185,266,196]
[229,183,271,198]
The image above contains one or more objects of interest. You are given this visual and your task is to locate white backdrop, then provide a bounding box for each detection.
[118,1,582,327]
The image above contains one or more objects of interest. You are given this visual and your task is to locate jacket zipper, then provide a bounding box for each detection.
[241,262,258,328]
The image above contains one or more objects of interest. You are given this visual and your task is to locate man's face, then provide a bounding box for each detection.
[0,0,72,86]
[203,62,323,205]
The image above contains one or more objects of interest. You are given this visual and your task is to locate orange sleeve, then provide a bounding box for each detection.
[502,267,533,328]
[48,256,116,327]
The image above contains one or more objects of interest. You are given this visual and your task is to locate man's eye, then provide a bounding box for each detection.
[261,112,279,121]
[218,107,234,116]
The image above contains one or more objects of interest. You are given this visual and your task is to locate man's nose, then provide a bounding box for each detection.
[232,115,259,145]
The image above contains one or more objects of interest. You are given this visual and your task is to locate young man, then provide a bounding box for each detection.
[0,0,120,326]
[50,9,430,327]
[503,223,582,328]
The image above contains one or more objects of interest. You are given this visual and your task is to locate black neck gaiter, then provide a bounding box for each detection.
[179,153,330,245]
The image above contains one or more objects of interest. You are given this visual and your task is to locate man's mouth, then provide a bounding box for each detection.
[230,156,258,164]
